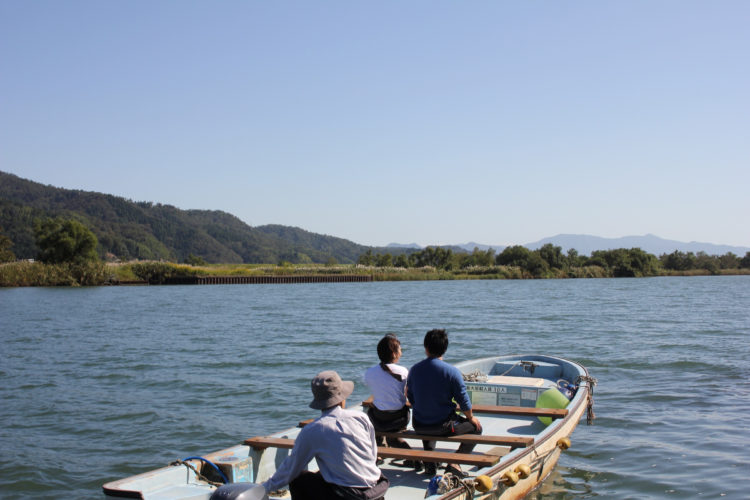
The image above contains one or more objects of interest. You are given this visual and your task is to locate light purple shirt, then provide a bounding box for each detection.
[262,405,381,492]
[363,363,409,411]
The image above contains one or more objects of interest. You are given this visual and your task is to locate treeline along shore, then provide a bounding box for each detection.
[2,172,748,286]
[2,245,749,287]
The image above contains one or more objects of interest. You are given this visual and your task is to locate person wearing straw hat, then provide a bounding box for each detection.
[262,371,389,500]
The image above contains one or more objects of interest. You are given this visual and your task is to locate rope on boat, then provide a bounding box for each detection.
[529,444,558,483]
[575,375,598,425]
[433,472,476,497]
[169,459,224,487]
[501,360,538,377]
[463,361,541,382]
[462,369,488,382]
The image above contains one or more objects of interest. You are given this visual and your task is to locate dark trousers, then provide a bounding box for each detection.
[289,471,337,499]
[289,471,388,500]
[414,414,482,456]
[367,405,411,449]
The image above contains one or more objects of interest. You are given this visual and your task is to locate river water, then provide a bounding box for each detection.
[1,277,749,499]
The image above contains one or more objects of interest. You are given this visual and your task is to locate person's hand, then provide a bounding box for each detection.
[470,416,482,432]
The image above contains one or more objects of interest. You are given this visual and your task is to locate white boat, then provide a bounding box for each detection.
[103,354,595,499]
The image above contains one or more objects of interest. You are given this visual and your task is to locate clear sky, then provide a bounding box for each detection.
[1,1,748,248]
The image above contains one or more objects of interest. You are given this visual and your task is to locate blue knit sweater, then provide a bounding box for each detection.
[406,357,472,426]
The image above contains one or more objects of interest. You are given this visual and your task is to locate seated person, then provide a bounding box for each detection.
[363,334,421,470]
[262,371,389,499]
[407,329,482,477]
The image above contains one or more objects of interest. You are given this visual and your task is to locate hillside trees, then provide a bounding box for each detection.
[0,226,15,262]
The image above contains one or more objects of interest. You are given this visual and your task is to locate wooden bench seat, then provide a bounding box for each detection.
[376,430,533,449]
[244,437,500,468]
[362,396,568,420]
[297,420,533,450]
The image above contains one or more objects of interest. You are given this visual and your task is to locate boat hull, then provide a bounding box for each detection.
[103,354,592,500]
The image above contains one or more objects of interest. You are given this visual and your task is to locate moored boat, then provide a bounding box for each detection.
[103,354,595,499]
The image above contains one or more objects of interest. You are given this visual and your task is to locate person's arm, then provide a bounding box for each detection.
[262,429,315,493]
[406,372,414,405]
[451,368,481,430]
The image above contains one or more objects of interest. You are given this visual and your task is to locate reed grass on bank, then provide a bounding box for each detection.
[2,260,748,287]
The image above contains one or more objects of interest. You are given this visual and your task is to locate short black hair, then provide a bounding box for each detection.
[424,329,448,357]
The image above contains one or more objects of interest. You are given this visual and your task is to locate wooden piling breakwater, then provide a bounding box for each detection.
[164,275,373,285]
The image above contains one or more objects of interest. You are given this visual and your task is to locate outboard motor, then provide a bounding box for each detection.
[210,483,268,500]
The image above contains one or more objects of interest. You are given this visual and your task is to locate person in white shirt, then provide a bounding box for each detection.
[363,334,421,470]
[262,371,389,500]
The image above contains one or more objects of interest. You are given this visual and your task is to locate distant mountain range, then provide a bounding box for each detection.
[393,234,749,257]
[2,170,746,263]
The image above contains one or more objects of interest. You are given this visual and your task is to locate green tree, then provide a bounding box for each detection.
[525,252,549,277]
[660,251,696,271]
[184,253,206,266]
[566,248,585,267]
[414,246,454,270]
[718,252,739,269]
[393,254,409,268]
[468,247,496,267]
[358,249,374,266]
[538,243,565,269]
[34,217,99,264]
[496,245,532,267]
[590,248,660,277]
[375,253,393,267]
[695,251,719,274]
[0,226,15,262]
[741,252,750,269]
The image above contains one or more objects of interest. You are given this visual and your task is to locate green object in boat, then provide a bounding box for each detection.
[536,387,569,426]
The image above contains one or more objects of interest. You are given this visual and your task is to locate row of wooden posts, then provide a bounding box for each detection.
[163,275,373,285]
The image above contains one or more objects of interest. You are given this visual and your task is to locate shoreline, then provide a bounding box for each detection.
[2,260,748,287]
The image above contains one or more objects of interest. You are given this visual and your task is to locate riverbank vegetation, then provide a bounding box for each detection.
[359,244,750,279]
[2,248,749,287]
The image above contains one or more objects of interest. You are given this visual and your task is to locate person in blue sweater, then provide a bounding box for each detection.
[406,329,482,477]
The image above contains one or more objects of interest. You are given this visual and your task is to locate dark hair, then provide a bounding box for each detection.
[377,334,401,364]
[424,329,448,357]
[377,334,403,381]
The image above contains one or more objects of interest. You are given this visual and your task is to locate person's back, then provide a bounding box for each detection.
[298,405,381,487]
[407,356,470,427]
[364,334,408,410]
[363,334,416,463]
[406,329,481,477]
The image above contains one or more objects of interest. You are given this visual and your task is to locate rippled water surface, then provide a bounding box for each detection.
[1,277,749,499]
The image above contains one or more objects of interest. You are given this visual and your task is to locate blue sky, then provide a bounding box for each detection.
[2,1,748,247]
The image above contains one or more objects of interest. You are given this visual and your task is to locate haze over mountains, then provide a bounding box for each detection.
[2,170,747,263]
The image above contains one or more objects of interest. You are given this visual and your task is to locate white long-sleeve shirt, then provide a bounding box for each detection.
[262,405,382,492]
[363,363,409,411]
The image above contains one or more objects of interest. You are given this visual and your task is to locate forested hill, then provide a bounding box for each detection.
[0,171,379,263]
